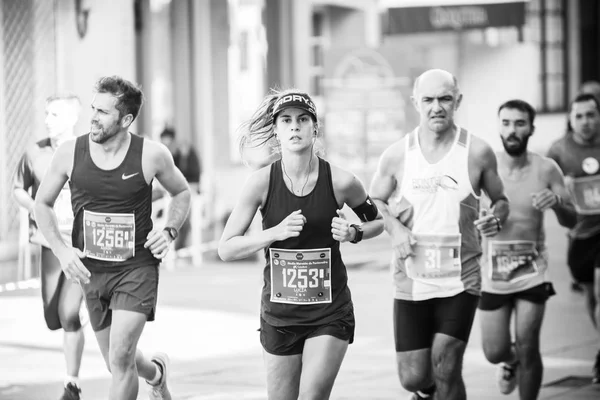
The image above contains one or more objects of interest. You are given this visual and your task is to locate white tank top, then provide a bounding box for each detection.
[391,127,482,301]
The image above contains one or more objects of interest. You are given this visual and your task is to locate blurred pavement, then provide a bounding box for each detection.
[0,215,599,399]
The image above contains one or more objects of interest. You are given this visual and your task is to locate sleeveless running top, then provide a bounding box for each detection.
[70,133,156,272]
[391,127,481,301]
[260,157,352,326]
[481,152,550,294]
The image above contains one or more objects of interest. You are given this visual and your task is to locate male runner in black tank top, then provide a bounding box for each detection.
[34,76,191,400]
[219,89,384,399]
[13,94,85,400]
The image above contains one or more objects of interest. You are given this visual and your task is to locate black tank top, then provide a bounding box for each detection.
[260,157,352,326]
[70,133,156,271]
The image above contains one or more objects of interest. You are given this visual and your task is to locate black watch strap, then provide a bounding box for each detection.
[350,224,363,244]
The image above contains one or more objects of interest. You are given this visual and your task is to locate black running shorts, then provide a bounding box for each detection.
[82,264,159,331]
[394,291,479,352]
[260,308,355,356]
[478,282,556,311]
[568,233,600,283]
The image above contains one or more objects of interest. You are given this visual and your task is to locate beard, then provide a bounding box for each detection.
[90,122,119,144]
[501,134,530,156]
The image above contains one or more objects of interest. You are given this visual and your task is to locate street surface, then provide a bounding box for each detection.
[1,213,599,399]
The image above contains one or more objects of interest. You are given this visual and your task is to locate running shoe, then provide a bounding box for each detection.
[497,362,518,394]
[148,352,172,400]
[407,390,433,399]
[60,383,81,400]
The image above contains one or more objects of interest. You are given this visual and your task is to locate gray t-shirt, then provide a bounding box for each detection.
[547,134,600,239]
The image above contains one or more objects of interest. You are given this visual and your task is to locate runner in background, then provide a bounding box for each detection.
[479,99,576,399]
[546,93,600,384]
[369,69,509,400]
[12,94,85,400]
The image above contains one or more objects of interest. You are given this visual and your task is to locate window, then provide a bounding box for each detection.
[310,9,327,96]
[527,0,568,112]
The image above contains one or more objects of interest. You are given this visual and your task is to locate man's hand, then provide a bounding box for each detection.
[389,221,417,260]
[474,209,501,237]
[531,189,561,212]
[331,209,354,243]
[145,229,173,259]
[57,247,90,284]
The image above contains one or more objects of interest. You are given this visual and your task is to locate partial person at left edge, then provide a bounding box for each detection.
[34,76,192,400]
[12,93,85,400]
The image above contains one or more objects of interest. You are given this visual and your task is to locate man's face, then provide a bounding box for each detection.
[412,75,462,134]
[90,92,124,144]
[45,100,77,139]
[570,100,600,143]
[499,107,533,156]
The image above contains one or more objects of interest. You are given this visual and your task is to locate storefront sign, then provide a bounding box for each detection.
[385,2,526,34]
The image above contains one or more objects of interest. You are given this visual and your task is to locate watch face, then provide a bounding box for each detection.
[165,228,177,240]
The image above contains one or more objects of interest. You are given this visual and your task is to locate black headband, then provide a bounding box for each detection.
[272,93,317,121]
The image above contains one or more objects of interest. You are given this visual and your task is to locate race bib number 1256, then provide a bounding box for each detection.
[83,210,135,262]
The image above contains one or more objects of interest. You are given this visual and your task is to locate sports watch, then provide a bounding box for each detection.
[349,224,363,244]
[163,227,178,241]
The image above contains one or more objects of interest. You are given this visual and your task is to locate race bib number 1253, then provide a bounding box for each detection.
[270,248,332,305]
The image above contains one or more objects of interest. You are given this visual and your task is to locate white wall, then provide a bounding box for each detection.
[55,0,137,136]
[457,42,542,150]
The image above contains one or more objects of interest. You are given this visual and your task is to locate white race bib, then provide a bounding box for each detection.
[270,248,332,305]
[405,233,462,281]
[489,240,538,283]
[83,210,135,262]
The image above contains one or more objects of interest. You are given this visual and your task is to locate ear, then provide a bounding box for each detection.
[121,114,134,129]
[530,124,536,136]
[455,93,463,111]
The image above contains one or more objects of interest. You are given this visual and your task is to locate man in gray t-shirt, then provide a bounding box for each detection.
[546,93,600,384]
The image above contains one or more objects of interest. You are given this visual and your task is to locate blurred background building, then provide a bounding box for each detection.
[0,0,598,278]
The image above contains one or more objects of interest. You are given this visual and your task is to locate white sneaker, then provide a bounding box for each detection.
[408,391,432,399]
[148,352,172,400]
[496,362,518,394]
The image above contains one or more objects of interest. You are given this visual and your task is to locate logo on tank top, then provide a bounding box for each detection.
[582,157,599,175]
[412,174,458,193]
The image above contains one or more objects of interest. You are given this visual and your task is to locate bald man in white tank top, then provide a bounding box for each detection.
[370,69,509,400]
[478,100,576,400]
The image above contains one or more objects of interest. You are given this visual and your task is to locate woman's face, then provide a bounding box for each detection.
[274,107,316,153]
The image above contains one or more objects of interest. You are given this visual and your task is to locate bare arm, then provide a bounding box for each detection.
[34,141,89,283]
[152,143,192,231]
[369,141,416,259]
[543,158,577,228]
[368,142,407,235]
[34,143,72,253]
[472,138,509,237]
[331,166,383,242]
[218,168,305,261]
[12,151,35,213]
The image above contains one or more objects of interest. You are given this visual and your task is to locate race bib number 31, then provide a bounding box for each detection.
[405,233,461,281]
[489,240,538,283]
[270,248,332,305]
[571,175,600,215]
[83,210,135,262]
